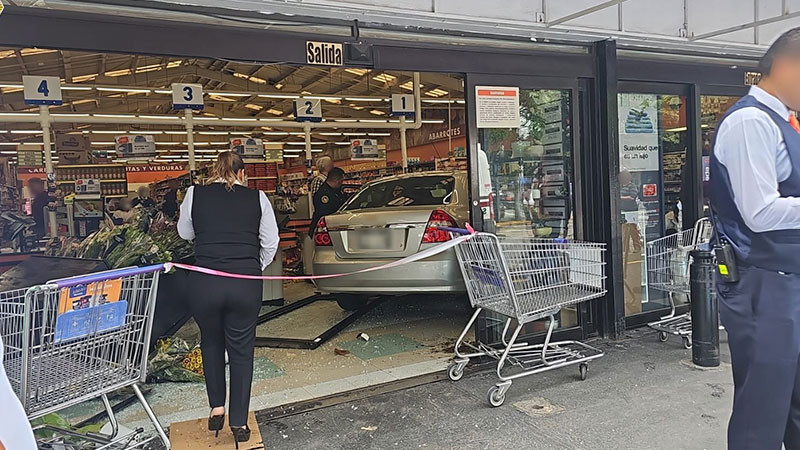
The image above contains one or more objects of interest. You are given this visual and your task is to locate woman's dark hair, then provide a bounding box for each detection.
[206,151,245,190]
[760,27,800,75]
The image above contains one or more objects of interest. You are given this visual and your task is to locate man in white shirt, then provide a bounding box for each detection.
[709,28,800,450]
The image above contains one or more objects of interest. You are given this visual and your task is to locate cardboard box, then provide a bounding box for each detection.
[56,134,90,165]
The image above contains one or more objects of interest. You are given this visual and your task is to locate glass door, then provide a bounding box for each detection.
[467,74,589,344]
[617,83,691,326]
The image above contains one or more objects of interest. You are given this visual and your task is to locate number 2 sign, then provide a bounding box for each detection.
[23,76,63,106]
[171,83,204,110]
[294,98,322,122]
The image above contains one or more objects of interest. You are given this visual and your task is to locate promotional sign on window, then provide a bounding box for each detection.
[115,135,157,159]
[618,93,659,172]
[230,138,264,158]
[475,86,520,128]
[350,138,381,160]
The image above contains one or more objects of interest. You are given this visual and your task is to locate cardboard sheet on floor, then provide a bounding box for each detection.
[170,411,263,450]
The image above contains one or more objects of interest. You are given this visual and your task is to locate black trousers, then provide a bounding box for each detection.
[186,271,262,427]
[718,264,800,450]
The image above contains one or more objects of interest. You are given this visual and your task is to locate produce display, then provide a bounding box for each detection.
[45,207,193,268]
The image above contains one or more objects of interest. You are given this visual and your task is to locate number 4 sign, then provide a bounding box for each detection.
[171,83,204,110]
[294,98,322,122]
[23,76,63,106]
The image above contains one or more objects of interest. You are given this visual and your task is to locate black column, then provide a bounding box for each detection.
[684,84,704,229]
[585,40,625,339]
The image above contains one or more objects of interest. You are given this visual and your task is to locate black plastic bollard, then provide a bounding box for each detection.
[690,249,720,367]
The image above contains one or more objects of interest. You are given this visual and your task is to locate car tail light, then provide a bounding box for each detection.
[314,217,332,246]
[422,210,458,243]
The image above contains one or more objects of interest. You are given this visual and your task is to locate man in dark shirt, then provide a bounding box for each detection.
[28,178,49,238]
[131,185,155,208]
[310,168,345,235]
[161,179,179,219]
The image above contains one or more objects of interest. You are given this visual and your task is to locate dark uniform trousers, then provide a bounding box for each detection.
[718,264,800,450]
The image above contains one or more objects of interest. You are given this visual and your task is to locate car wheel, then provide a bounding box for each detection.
[335,294,368,311]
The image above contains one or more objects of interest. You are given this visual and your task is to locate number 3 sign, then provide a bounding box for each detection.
[171,83,204,110]
[23,76,63,106]
[294,98,323,122]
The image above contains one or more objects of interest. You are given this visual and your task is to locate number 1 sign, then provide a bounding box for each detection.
[391,94,415,117]
[171,83,204,110]
[293,98,323,122]
[23,76,63,106]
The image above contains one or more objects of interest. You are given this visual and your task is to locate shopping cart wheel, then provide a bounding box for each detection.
[682,337,692,350]
[658,331,669,342]
[447,362,465,382]
[488,386,506,407]
[579,363,588,381]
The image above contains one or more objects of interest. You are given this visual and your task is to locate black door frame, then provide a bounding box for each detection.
[464,73,595,345]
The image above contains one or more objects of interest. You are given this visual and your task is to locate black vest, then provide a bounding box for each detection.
[709,95,800,273]
[191,183,262,275]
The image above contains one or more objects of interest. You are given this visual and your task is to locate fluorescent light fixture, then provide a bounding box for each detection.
[259,118,284,122]
[359,119,387,123]
[368,132,391,136]
[283,154,301,158]
[342,132,364,136]
[335,142,351,145]
[319,132,342,136]
[153,89,172,94]
[61,86,93,91]
[9,130,41,134]
[456,100,466,104]
[90,130,126,134]
[96,87,152,94]
[289,132,306,136]
[262,132,289,136]
[301,95,342,101]
[0,83,23,88]
[421,119,445,124]
[51,113,91,117]
[0,143,19,146]
[258,93,299,99]
[157,142,182,146]
[369,110,386,116]
[207,92,252,97]
[283,148,303,152]
[164,131,186,135]
[345,97,385,102]
[199,131,229,135]
[666,126,688,132]
[422,99,456,104]
[0,113,36,117]
[222,117,257,121]
[94,114,136,118]
[193,117,218,121]
[334,119,358,123]
[138,115,180,120]
[311,149,323,153]
[91,141,117,145]
[285,141,325,145]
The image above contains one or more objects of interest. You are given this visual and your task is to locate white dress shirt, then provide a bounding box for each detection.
[0,337,36,450]
[177,181,280,270]
[714,85,800,233]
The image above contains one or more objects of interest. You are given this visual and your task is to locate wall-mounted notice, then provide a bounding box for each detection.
[475,86,520,128]
[618,93,659,172]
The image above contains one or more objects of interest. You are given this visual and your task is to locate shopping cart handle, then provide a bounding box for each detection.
[49,264,168,289]
[436,226,472,235]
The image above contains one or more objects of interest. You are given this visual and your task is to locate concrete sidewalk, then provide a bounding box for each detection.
[257,328,733,450]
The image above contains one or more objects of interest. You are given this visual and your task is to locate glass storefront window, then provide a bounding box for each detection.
[701,95,740,211]
[617,92,688,317]
[479,88,577,332]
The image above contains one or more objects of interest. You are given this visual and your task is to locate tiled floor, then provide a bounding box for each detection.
[99,282,473,429]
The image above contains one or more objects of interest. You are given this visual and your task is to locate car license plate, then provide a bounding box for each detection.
[354,230,395,250]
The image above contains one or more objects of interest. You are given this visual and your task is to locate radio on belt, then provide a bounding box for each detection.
[714,240,740,283]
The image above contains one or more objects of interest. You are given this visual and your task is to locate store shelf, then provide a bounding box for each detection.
[248,176,278,180]
[57,179,127,184]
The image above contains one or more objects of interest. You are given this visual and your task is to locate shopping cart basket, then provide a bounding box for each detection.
[645,218,713,349]
[0,264,171,449]
[446,230,607,407]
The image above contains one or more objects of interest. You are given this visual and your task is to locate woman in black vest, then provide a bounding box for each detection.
[178,152,279,448]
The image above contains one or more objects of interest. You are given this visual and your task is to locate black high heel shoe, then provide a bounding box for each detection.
[208,411,225,438]
[231,425,251,450]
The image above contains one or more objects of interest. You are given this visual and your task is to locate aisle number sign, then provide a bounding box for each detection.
[23,75,63,106]
[475,86,519,129]
[172,83,204,110]
[391,94,415,117]
[294,98,323,122]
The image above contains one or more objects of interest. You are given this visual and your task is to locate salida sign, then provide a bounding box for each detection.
[306,41,343,66]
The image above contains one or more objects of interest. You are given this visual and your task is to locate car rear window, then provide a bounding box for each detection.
[343,176,455,211]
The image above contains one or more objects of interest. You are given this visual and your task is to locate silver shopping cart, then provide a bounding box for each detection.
[0,264,171,449]
[645,218,713,349]
[447,230,607,407]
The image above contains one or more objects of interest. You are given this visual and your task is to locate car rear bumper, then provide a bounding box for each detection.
[312,247,465,294]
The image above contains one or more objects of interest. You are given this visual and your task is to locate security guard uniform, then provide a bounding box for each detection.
[710,88,800,449]
[310,181,345,235]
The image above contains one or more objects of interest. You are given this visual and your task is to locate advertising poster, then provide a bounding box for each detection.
[56,134,91,165]
[475,86,520,128]
[618,93,660,172]
[230,138,264,158]
[350,138,381,160]
[115,135,156,159]
[55,278,127,342]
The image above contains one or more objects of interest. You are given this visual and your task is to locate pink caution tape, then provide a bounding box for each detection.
[166,233,474,281]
